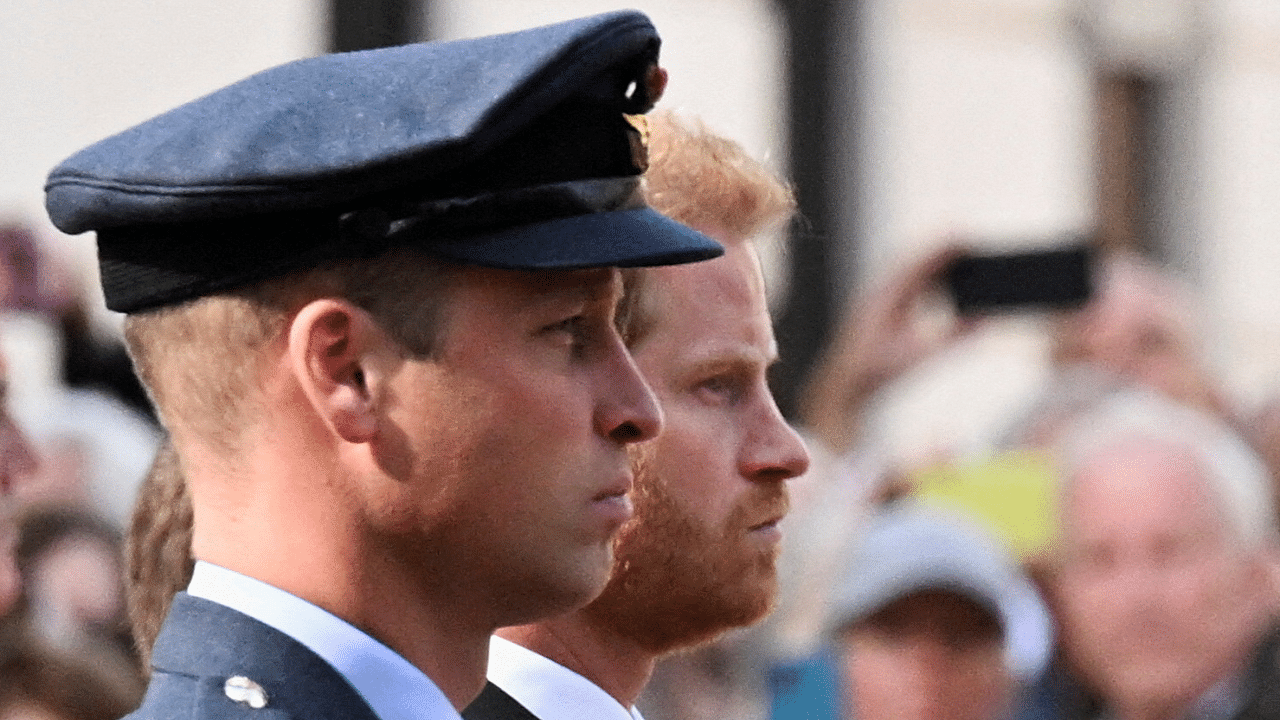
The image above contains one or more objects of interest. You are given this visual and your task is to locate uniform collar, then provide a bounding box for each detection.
[486,635,643,720]
[188,561,461,720]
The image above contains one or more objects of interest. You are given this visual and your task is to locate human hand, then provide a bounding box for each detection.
[1051,252,1231,420]
[801,244,976,452]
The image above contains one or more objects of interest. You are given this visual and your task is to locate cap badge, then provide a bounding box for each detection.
[624,113,651,172]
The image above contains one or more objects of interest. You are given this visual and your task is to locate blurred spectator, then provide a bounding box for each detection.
[0,223,150,418]
[802,245,1229,464]
[1242,395,1280,530]
[12,507,135,670]
[801,244,969,455]
[0,228,147,713]
[0,225,62,318]
[1050,252,1229,420]
[0,223,159,528]
[0,347,39,623]
[0,347,39,504]
[124,440,191,671]
[778,245,1247,654]
[769,501,1051,720]
[1046,388,1280,720]
[0,626,140,720]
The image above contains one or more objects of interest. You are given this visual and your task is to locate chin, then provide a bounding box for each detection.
[500,552,615,626]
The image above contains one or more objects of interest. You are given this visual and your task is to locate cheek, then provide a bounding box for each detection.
[652,409,741,516]
[1057,572,1125,640]
[1175,560,1252,620]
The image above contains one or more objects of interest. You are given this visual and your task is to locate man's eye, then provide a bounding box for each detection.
[544,316,583,339]
[697,375,744,403]
[543,316,595,354]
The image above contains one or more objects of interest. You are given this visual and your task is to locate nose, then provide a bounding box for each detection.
[741,393,810,482]
[595,336,663,445]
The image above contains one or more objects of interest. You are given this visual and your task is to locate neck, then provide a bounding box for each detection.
[1115,617,1272,720]
[498,612,659,708]
[1114,699,1186,720]
[1111,657,1251,720]
[185,438,495,710]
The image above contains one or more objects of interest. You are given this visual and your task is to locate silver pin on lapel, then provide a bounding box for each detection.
[224,676,269,709]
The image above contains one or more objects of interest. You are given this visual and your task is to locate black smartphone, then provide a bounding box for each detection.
[944,242,1095,315]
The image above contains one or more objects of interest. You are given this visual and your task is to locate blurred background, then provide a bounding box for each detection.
[5,3,1280,719]
[6,0,1280,465]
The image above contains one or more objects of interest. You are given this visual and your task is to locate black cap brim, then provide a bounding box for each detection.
[422,207,723,269]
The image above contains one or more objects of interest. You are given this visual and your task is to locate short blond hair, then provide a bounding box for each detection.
[125,247,458,455]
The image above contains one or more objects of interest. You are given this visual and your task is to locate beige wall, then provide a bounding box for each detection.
[1203,0,1280,397]
[849,0,1280,459]
[1,0,326,323]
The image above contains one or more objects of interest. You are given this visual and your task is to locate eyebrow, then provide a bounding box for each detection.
[681,342,780,379]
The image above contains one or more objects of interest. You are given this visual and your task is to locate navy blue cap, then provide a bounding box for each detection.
[44,10,722,313]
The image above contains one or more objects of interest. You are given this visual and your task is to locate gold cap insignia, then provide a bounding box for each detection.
[624,113,651,172]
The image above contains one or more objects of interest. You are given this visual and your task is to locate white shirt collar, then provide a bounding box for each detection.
[188,561,461,720]
[486,635,643,720]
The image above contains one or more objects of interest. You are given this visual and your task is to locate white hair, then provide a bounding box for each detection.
[1056,387,1277,549]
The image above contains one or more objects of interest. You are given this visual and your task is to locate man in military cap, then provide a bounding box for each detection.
[44,11,719,720]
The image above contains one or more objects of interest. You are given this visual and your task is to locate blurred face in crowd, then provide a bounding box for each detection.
[0,352,36,615]
[1054,438,1275,718]
[837,589,1012,720]
[27,533,125,642]
[0,354,35,498]
[583,240,810,651]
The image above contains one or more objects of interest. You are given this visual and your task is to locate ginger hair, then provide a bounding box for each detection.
[643,110,794,242]
[623,111,795,346]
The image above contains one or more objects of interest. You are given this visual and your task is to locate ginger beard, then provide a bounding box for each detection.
[582,443,789,653]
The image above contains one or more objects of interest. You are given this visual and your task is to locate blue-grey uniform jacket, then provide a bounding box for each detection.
[126,592,380,720]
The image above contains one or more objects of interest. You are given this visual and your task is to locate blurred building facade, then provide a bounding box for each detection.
[4,0,1280,463]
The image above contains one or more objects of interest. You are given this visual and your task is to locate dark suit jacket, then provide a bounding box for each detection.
[1023,624,1280,720]
[464,682,541,720]
[1217,624,1280,720]
[125,592,382,720]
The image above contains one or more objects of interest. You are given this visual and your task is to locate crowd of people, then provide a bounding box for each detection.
[2,10,1280,720]
[726,237,1280,720]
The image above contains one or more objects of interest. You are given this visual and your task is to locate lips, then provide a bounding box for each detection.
[592,473,633,503]
[748,516,782,532]
[589,472,636,528]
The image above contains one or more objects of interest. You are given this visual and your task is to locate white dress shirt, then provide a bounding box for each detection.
[486,635,643,720]
[188,561,461,720]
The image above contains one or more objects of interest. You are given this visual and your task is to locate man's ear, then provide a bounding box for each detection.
[287,298,384,444]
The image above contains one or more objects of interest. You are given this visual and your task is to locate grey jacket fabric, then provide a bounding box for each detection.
[125,592,380,720]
